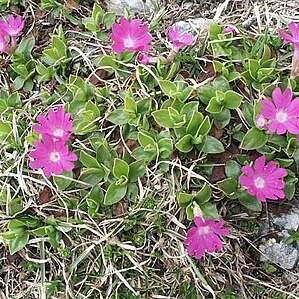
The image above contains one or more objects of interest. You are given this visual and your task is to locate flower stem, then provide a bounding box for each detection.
[40,240,46,299]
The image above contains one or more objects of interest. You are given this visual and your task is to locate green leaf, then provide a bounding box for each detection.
[239,193,262,212]
[9,232,29,254]
[15,36,35,57]
[194,183,212,205]
[103,12,116,29]
[248,59,260,79]
[187,111,204,136]
[0,120,12,142]
[196,116,211,136]
[176,134,193,153]
[185,203,194,220]
[138,131,156,149]
[152,109,177,128]
[104,182,127,205]
[113,158,129,179]
[158,138,173,159]
[208,22,223,40]
[107,109,127,125]
[284,177,298,200]
[124,96,137,113]
[198,84,216,105]
[202,136,224,154]
[98,55,118,70]
[213,76,230,92]
[224,90,243,109]
[218,178,238,195]
[177,86,193,102]
[152,109,172,128]
[242,102,255,127]
[128,160,146,182]
[53,171,73,190]
[168,107,186,127]
[201,203,219,220]
[206,97,223,113]
[225,160,241,179]
[240,128,268,150]
[12,76,25,91]
[159,80,178,98]
[52,36,67,58]
[213,108,231,129]
[80,151,101,168]
[79,168,105,186]
[178,193,193,208]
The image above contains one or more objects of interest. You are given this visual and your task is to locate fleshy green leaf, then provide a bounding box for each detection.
[225,160,241,180]
[104,182,127,205]
[241,128,268,150]
[202,136,224,154]
[239,192,262,212]
[224,90,243,109]
[9,232,29,254]
[113,158,130,179]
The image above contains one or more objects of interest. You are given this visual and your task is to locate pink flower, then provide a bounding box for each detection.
[239,156,288,202]
[111,17,153,53]
[278,22,299,78]
[255,114,268,129]
[29,136,77,178]
[168,25,195,52]
[33,106,73,142]
[137,53,157,65]
[223,25,236,34]
[0,34,9,54]
[260,87,299,135]
[0,15,24,45]
[184,216,230,260]
[278,22,299,52]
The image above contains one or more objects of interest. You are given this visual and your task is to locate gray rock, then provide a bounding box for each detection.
[259,238,299,269]
[173,18,212,37]
[106,0,157,15]
[258,204,299,269]
[272,207,299,237]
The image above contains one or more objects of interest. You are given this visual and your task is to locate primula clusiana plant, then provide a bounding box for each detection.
[33,106,73,142]
[184,216,230,260]
[260,87,299,135]
[0,14,24,53]
[239,156,288,202]
[0,15,24,43]
[0,34,8,54]
[5,3,299,296]
[168,24,195,52]
[29,136,77,178]
[223,25,236,34]
[278,22,299,78]
[111,17,153,53]
[255,114,268,129]
[137,53,157,65]
[29,106,77,178]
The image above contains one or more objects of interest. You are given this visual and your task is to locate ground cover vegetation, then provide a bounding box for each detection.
[1,0,299,298]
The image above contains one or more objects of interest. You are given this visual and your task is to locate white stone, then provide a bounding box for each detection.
[106,0,156,15]
[173,18,213,37]
[272,208,299,232]
[259,238,299,269]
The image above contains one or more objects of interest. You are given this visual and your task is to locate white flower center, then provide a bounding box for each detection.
[124,37,134,48]
[50,151,61,162]
[9,28,19,36]
[198,226,210,235]
[276,110,288,123]
[254,177,265,189]
[256,116,266,127]
[53,128,64,137]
